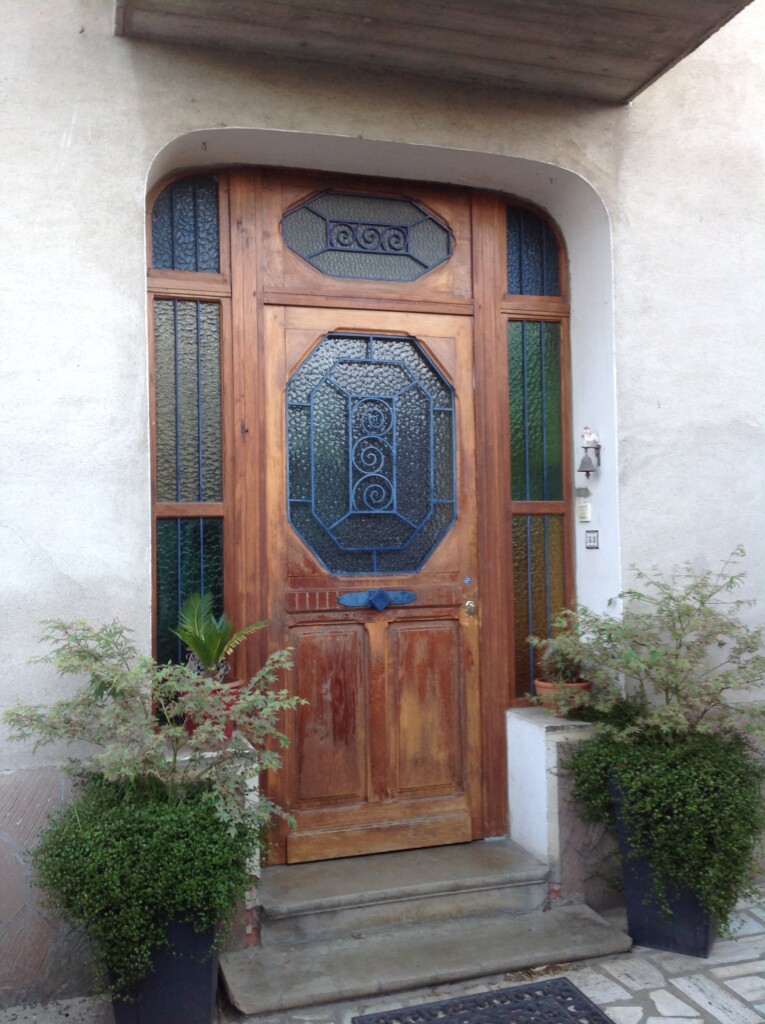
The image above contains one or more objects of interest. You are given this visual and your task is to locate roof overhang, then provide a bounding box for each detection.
[114,0,753,105]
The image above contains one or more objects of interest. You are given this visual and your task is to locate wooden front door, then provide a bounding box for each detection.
[264,306,481,863]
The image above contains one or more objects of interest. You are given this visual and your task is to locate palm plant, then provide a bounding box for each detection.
[171,592,266,680]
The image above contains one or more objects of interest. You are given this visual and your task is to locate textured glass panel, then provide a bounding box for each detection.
[151,176,220,272]
[287,332,456,574]
[512,515,564,697]
[281,190,452,282]
[287,335,368,403]
[506,205,561,296]
[396,387,431,523]
[508,321,562,502]
[156,517,223,664]
[287,405,312,501]
[433,410,455,502]
[314,382,350,526]
[153,300,222,503]
[373,336,451,406]
[291,504,374,574]
[376,503,455,574]
[311,251,426,282]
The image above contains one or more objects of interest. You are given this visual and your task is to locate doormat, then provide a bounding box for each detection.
[351,978,615,1024]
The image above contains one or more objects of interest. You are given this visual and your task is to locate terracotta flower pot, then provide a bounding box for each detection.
[533,678,592,709]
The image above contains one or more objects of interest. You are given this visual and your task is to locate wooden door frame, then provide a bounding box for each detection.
[148,167,573,845]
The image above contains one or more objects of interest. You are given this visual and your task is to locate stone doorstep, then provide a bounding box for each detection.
[257,840,550,944]
[220,904,633,1016]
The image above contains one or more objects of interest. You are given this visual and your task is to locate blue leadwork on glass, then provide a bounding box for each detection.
[152,175,220,273]
[281,192,452,282]
[287,333,456,574]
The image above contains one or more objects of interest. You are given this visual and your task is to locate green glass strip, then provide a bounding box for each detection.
[508,321,563,501]
[156,518,224,664]
[512,515,565,698]
[154,300,222,503]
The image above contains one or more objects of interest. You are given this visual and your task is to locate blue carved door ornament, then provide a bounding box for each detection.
[287,332,457,575]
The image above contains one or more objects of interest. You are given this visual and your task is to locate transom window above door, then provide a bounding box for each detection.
[281,190,453,282]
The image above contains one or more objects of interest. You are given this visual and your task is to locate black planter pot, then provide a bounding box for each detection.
[611,785,713,958]
[111,920,218,1024]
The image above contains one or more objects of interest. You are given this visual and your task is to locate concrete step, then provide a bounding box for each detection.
[257,839,549,945]
[220,904,633,1015]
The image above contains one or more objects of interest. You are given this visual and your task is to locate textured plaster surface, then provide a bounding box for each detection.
[0,769,95,1007]
[2,0,763,767]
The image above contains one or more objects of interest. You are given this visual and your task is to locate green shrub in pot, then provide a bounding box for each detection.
[2,618,302,1002]
[562,547,765,943]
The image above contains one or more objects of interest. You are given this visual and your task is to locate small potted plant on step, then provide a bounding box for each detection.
[3,617,303,1024]
[528,610,593,709]
[563,547,765,957]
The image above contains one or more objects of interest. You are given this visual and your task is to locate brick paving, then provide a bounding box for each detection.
[1,899,764,1024]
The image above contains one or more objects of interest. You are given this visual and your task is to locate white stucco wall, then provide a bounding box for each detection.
[1,0,763,770]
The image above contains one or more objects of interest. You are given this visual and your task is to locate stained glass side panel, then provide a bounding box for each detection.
[156,518,223,664]
[512,515,565,698]
[154,300,222,503]
[506,205,560,296]
[508,321,562,502]
[151,175,220,272]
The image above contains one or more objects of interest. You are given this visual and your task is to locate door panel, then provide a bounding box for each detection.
[290,624,368,805]
[390,619,463,796]
[264,306,480,863]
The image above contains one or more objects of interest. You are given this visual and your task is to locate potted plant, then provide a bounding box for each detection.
[172,591,265,681]
[562,547,765,956]
[528,610,593,708]
[2,617,302,1023]
[172,591,266,736]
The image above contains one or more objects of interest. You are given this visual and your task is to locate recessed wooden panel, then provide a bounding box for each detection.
[390,620,463,796]
[289,624,368,805]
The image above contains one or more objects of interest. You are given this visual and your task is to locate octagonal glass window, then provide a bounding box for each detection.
[281,191,452,282]
[287,332,456,574]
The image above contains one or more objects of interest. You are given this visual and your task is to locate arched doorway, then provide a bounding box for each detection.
[147,164,586,864]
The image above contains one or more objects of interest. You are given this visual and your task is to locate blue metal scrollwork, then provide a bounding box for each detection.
[281,191,453,282]
[286,332,457,575]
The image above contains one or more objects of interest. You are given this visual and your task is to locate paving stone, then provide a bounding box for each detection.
[605,1007,643,1024]
[645,1018,703,1024]
[566,969,632,1003]
[706,935,765,965]
[712,960,765,979]
[723,975,765,1002]
[727,913,765,937]
[670,974,764,1024]
[649,988,699,1016]
[606,1007,647,1024]
[602,958,666,990]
